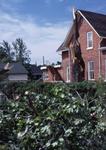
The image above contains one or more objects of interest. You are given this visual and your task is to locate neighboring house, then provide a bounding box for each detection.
[56,9,106,82]
[0,62,28,82]
[41,64,63,82]
[25,64,42,80]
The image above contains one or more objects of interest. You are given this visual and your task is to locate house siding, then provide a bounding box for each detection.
[42,70,50,82]
[62,51,71,82]
[78,18,100,80]
[61,15,104,82]
[8,74,28,81]
[44,11,106,83]
[42,66,63,82]
[57,67,63,81]
[101,51,106,80]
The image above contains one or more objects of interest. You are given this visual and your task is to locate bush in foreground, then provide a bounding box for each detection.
[0,82,105,149]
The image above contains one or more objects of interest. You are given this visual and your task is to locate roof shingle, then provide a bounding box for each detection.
[0,63,28,74]
[57,10,106,52]
[79,10,106,37]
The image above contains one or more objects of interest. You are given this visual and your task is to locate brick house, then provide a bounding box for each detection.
[41,64,63,82]
[57,9,106,82]
[42,10,106,82]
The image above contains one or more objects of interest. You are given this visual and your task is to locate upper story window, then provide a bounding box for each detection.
[87,31,93,49]
[88,61,94,80]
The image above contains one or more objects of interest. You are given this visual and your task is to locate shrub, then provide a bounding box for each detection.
[0,81,105,149]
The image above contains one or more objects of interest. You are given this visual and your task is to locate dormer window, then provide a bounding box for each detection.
[87,31,93,49]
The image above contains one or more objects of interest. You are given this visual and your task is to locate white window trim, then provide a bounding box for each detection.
[87,31,93,50]
[88,61,95,80]
[66,65,70,82]
[43,72,49,80]
[105,59,106,80]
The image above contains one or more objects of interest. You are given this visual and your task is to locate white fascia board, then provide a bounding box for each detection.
[54,65,61,68]
[61,48,70,52]
[40,66,47,70]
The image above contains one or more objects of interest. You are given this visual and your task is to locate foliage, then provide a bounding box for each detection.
[0,38,31,64]
[0,81,105,149]
[12,38,31,64]
[0,41,14,63]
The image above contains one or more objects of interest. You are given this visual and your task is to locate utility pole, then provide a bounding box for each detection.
[43,56,45,65]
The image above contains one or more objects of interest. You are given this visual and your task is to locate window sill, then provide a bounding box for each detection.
[66,80,70,83]
[43,78,49,80]
[86,47,93,50]
[88,79,95,81]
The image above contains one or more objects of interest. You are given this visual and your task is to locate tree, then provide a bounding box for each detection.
[0,41,14,63]
[12,38,31,64]
[0,47,8,63]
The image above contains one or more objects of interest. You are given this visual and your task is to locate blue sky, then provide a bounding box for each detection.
[0,0,106,64]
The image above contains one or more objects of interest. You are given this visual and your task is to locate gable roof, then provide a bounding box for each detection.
[79,10,106,37]
[0,63,28,74]
[57,9,106,52]
[57,22,75,52]
[27,64,42,76]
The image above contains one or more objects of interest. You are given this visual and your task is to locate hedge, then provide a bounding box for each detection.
[0,81,105,149]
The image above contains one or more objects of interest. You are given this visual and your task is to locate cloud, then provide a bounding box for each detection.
[0,11,71,65]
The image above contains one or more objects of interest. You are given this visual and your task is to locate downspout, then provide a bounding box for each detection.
[98,38,102,79]
[68,48,71,82]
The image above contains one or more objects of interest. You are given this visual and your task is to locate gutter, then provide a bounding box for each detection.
[98,38,103,78]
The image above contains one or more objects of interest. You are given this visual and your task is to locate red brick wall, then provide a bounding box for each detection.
[44,14,106,82]
[62,51,70,82]
[61,16,105,81]
[101,50,106,80]
[42,66,63,82]
[78,18,100,80]
[42,69,53,82]
[56,67,63,81]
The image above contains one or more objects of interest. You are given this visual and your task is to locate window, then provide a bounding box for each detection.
[87,31,93,49]
[43,72,48,80]
[88,61,94,80]
[66,65,70,82]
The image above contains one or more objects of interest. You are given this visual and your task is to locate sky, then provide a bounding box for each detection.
[0,0,106,65]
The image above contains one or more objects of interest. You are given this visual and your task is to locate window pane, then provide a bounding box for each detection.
[87,32,93,48]
[66,65,70,82]
[88,61,94,80]
[89,40,93,48]
[90,71,94,79]
[43,72,48,80]
[88,32,92,40]
[90,61,94,70]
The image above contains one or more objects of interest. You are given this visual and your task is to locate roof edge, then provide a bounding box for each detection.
[77,10,100,37]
